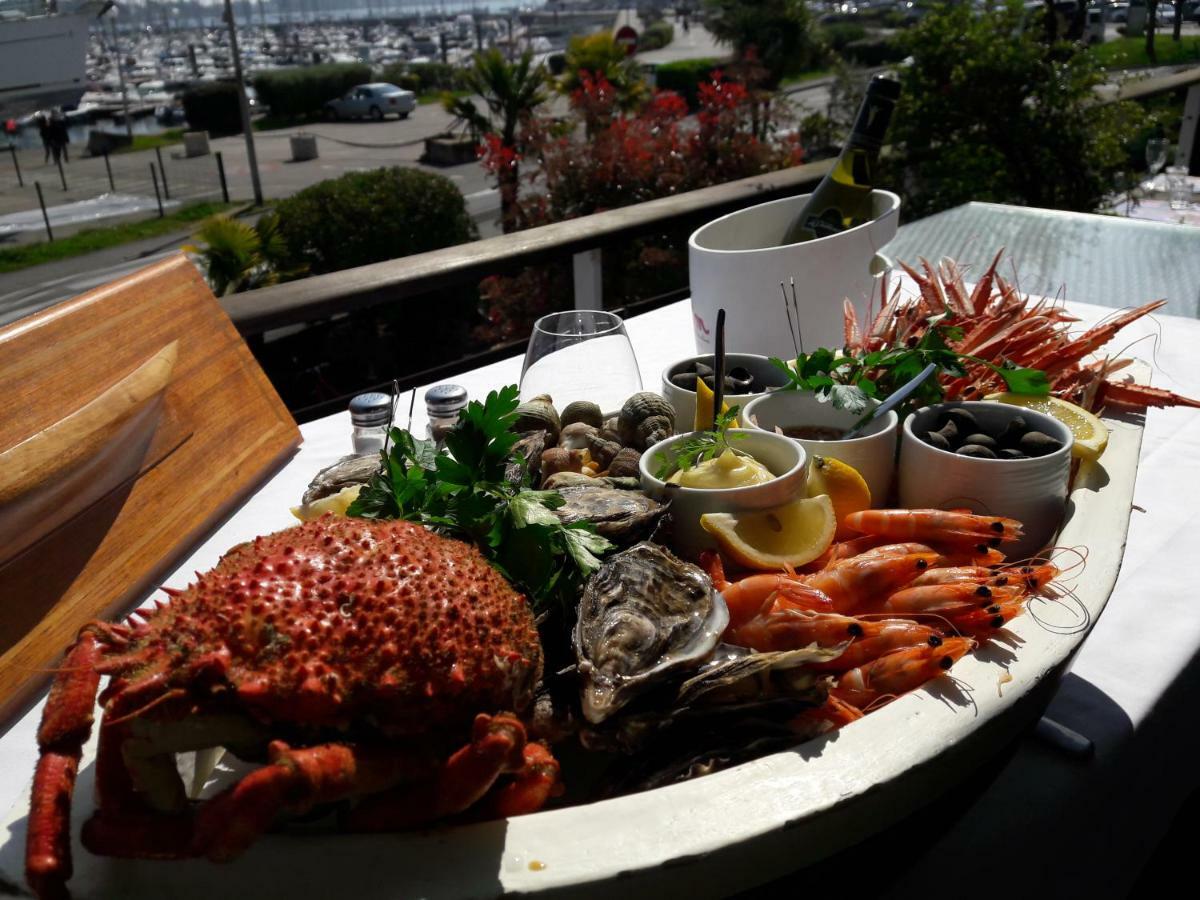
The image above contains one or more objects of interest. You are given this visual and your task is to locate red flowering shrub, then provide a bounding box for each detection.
[474,69,806,344]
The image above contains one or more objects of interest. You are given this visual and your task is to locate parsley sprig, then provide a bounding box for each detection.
[347,385,613,613]
[654,406,745,480]
[769,316,1048,415]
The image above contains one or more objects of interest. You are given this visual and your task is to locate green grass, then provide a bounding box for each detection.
[0,201,236,274]
[781,68,834,87]
[1090,34,1200,69]
[118,128,187,154]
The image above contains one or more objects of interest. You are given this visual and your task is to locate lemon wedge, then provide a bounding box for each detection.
[984,393,1109,462]
[694,375,737,432]
[700,494,835,569]
[807,456,871,540]
[290,485,362,522]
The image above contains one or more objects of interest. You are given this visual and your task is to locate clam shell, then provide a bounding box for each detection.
[574,543,727,724]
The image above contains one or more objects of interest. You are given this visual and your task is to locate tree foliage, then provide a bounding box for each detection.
[185,214,299,296]
[703,0,823,87]
[558,33,648,115]
[885,1,1144,219]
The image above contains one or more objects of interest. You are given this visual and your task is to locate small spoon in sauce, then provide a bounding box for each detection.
[843,363,938,439]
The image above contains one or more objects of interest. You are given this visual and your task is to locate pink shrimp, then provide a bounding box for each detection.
[877,582,1025,616]
[700,552,833,628]
[727,607,866,652]
[801,552,940,613]
[944,597,1027,637]
[908,565,995,587]
[791,695,864,735]
[843,509,1023,547]
[831,637,975,709]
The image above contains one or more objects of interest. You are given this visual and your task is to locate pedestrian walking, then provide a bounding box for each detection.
[48,113,69,166]
[36,113,52,163]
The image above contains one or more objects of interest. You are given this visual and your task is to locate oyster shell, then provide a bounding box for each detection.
[552,483,666,543]
[300,454,380,507]
[574,543,726,724]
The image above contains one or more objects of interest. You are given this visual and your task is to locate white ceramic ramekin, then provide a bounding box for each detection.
[898,401,1074,560]
[660,353,789,433]
[639,429,808,561]
[743,390,899,505]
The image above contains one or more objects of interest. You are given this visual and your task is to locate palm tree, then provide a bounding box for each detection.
[445,49,549,232]
[185,213,300,296]
[559,33,648,114]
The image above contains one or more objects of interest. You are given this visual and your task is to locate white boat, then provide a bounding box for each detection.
[0,0,102,119]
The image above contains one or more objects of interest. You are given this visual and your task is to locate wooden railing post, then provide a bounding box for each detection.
[572,248,603,310]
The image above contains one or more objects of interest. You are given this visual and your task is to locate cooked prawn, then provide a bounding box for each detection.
[701,551,833,628]
[802,552,939,613]
[844,509,1023,547]
[831,637,975,709]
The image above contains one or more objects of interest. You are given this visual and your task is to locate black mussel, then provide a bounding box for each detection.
[1019,431,1063,457]
[963,433,997,450]
[940,408,978,434]
[925,430,952,451]
[671,372,700,389]
[997,415,1029,448]
[933,420,960,446]
[694,362,714,378]
[957,443,998,459]
[998,448,1029,460]
[726,367,754,392]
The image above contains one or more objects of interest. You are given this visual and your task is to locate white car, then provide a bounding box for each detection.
[324,83,416,121]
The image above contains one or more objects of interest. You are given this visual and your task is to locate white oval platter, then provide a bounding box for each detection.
[0,394,1145,900]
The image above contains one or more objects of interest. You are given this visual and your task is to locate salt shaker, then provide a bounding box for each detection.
[425,384,469,447]
[349,392,392,455]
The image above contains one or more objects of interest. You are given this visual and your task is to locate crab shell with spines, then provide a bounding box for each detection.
[25,517,557,900]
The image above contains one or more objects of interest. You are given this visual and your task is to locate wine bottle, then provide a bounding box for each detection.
[779,75,900,245]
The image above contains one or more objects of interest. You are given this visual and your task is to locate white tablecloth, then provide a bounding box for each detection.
[2,294,1199,897]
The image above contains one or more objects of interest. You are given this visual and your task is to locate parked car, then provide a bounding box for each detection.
[323,83,416,121]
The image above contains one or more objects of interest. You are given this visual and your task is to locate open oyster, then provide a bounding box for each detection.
[552,482,667,545]
[574,542,727,724]
[299,454,380,507]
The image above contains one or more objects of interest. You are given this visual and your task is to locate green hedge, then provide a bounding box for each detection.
[640,21,675,51]
[653,57,722,110]
[271,167,479,276]
[252,63,371,119]
[842,36,908,67]
[822,23,867,53]
[380,61,464,95]
[182,82,242,136]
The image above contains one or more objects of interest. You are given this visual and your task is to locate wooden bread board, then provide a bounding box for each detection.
[0,254,300,725]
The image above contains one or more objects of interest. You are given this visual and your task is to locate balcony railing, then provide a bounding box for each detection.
[224,65,1200,420]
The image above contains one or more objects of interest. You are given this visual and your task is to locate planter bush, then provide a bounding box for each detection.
[653,58,722,110]
[640,21,675,51]
[271,167,479,276]
[182,81,242,136]
[843,36,907,67]
[822,22,867,53]
[381,61,463,95]
[252,63,371,119]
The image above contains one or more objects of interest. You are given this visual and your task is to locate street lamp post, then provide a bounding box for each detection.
[223,0,264,206]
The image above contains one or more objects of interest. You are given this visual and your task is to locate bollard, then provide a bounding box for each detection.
[215,151,229,203]
[7,145,22,187]
[103,150,115,192]
[35,181,53,242]
[150,163,164,217]
[56,156,67,191]
[155,145,170,199]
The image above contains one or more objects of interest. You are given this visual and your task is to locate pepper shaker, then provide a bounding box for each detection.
[425,384,469,448]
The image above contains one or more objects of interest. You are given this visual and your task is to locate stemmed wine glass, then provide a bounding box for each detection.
[519,310,642,415]
[1145,138,1170,191]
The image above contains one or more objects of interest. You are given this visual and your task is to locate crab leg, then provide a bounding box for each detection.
[27,632,103,900]
[344,712,533,832]
[481,742,562,819]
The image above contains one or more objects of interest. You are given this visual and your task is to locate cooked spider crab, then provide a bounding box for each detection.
[26,517,557,900]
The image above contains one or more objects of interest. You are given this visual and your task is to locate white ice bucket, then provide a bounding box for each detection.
[688,190,901,357]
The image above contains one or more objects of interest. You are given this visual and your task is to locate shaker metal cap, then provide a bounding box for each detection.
[349,392,393,426]
[425,383,469,415]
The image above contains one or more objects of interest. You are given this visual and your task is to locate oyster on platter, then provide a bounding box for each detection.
[574,542,727,724]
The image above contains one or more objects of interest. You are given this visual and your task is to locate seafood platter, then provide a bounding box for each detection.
[5,254,1200,899]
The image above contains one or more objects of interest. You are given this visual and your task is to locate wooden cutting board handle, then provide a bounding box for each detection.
[0,255,300,725]
[0,341,178,567]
